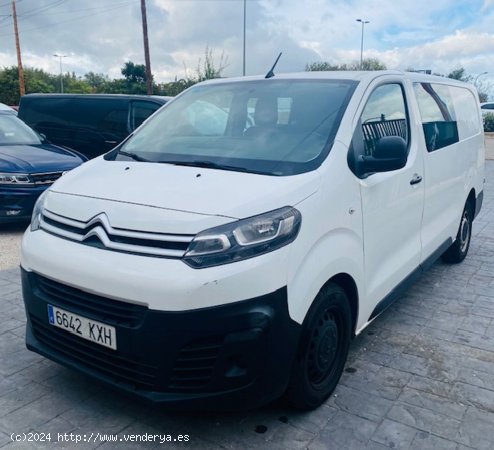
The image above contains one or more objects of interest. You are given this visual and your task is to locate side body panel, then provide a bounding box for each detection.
[287,140,364,325]
[411,82,485,262]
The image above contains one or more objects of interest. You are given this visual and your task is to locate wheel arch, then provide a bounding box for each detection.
[467,188,476,213]
[323,273,359,337]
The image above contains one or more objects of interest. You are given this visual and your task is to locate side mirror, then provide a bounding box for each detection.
[357,136,408,175]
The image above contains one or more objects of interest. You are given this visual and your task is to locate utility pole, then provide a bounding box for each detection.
[12,0,25,97]
[140,0,153,95]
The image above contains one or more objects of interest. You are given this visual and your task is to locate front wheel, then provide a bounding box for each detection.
[285,283,351,410]
[442,201,473,264]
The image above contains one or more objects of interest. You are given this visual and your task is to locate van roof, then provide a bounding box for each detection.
[21,93,172,103]
[201,70,474,89]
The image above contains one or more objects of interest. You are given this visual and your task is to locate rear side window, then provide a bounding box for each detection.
[130,101,161,130]
[413,83,460,152]
[450,86,481,139]
[359,83,409,156]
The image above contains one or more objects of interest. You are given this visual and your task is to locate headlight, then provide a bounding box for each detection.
[183,206,301,268]
[0,173,33,185]
[30,189,49,231]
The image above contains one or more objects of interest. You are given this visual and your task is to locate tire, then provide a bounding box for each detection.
[442,200,473,264]
[285,283,352,410]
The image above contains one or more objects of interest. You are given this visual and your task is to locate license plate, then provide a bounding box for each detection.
[47,305,117,350]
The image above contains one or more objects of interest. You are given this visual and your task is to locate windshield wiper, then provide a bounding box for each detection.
[159,160,252,173]
[117,150,151,162]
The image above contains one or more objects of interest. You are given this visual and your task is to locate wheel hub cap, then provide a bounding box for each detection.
[315,322,338,372]
[460,212,470,252]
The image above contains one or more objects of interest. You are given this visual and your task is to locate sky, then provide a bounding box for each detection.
[0,0,493,90]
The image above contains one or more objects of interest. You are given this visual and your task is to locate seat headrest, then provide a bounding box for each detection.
[254,96,278,127]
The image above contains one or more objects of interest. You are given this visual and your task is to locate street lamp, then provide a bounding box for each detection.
[474,71,488,85]
[53,54,67,93]
[356,19,369,70]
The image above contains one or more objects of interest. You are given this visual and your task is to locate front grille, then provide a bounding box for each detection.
[34,273,147,328]
[40,209,194,258]
[30,316,157,389]
[31,171,64,185]
[168,336,224,390]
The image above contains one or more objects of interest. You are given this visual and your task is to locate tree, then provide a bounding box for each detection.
[447,68,471,82]
[84,72,110,93]
[447,67,491,102]
[0,66,25,104]
[156,77,195,96]
[195,46,229,82]
[0,46,232,103]
[121,61,147,84]
[305,58,387,71]
[305,61,340,71]
[0,66,58,104]
[360,58,387,71]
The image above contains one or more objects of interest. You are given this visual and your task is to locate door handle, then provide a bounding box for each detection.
[410,174,422,185]
[105,140,118,145]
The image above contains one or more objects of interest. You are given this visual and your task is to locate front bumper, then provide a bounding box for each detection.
[22,269,301,410]
[0,185,48,222]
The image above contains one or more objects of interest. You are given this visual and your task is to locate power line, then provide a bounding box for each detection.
[0,2,135,37]
[0,0,254,38]
[22,1,136,18]
[19,0,67,19]
[0,0,21,9]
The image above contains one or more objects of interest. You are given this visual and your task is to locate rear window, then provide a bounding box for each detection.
[413,83,480,152]
[20,97,130,135]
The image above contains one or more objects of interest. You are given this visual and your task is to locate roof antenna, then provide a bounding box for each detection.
[265,52,282,79]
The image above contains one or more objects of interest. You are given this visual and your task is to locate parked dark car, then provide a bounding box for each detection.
[18,94,171,159]
[0,109,86,222]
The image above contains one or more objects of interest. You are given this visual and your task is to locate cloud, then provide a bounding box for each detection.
[0,0,492,94]
[482,0,494,11]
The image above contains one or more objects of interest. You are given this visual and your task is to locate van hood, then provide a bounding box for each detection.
[50,158,320,220]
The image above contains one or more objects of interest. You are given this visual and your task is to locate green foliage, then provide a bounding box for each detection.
[484,113,494,132]
[360,58,387,71]
[194,46,229,82]
[121,61,148,84]
[447,68,472,82]
[0,67,23,105]
[305,58,387,71]
[445,67,491,103]
[157,78,196,96]
[83,72,110,92]
[305,61,340,71]
[479,91,489,103]
[0,46,227,103]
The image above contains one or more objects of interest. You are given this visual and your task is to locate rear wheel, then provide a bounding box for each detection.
[285,283,351,410]
[442,200,473,264]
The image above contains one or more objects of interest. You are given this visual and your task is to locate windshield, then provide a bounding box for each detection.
[113,79,357,176]
[0,113,42,145]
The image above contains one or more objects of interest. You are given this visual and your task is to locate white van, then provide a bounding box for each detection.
[21,71,484,410]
